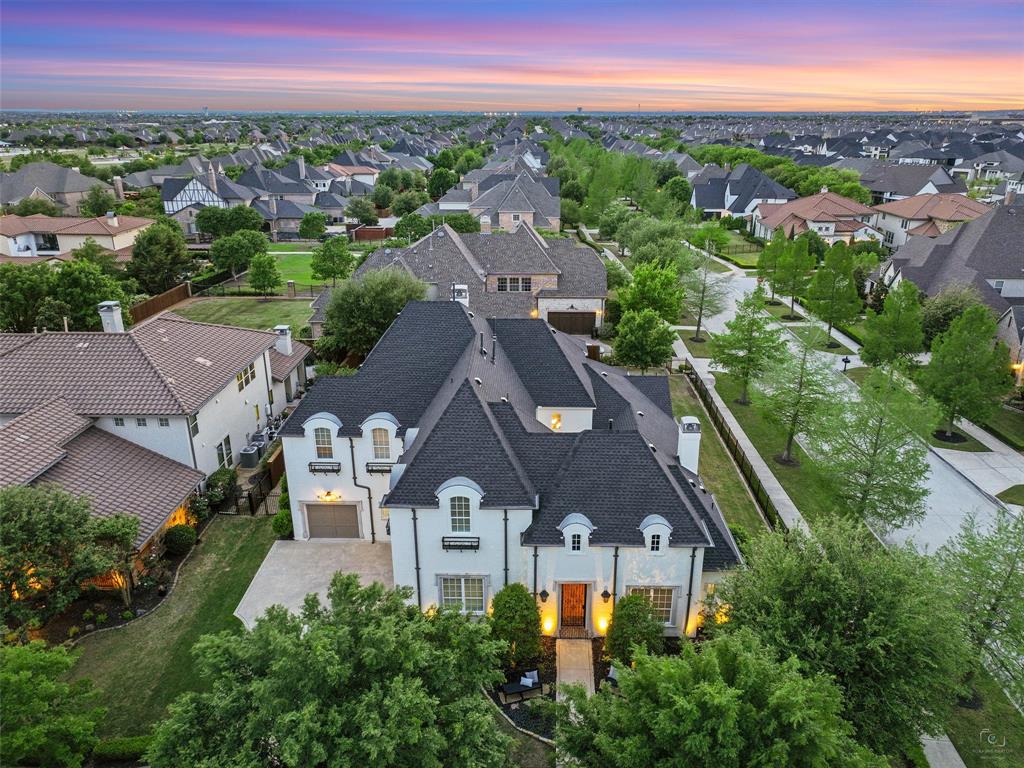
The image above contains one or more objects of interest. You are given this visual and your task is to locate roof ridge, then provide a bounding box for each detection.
[124,332,190,414]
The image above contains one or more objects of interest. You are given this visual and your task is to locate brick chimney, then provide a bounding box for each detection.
[206,164,218,195]
[297,156,306,179]
[105,211,119,228]
[272,324,292,355]
[112,175,125,201]
[677,416,701,474]
[97,301,125,333]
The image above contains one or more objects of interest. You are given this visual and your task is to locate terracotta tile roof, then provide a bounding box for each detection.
[757,190,874,232]
[0,399,91,487]
[268,340,311,381]
[0,213,153,237]
[873,193,990,223]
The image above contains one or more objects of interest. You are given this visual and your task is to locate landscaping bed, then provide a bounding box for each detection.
[763,302,804,322]
[488,636,558,740]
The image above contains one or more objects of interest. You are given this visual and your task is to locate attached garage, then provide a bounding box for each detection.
[306,503,360,538]
[547,311,596,335]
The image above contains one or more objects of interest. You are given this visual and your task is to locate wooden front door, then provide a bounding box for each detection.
[560,583,587,628]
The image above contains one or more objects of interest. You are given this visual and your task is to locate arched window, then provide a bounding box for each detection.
[371,427,390,460]
[314,427,333,459]
[450,496,471,532]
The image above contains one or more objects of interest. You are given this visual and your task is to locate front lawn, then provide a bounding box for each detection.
[719,229,762,267]
[946,668,1024,768]
[268,242,316,253]
[678,331,715,358]
[667,375,766,535]
[176,297,315,337]
[995,484,1024,506]
[69,515,277,737]
[763,302,804,322]
[786,325,853,354]
[983,406,1024,452]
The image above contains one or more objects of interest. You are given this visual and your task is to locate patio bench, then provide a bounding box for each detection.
[498,670,547,704]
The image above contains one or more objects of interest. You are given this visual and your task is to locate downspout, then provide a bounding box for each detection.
[532,546,539,597]
[682,548,698,637]
[412,507,422,609]
[260,351,273,418]
[186,417,199,471]
[503,509,509,587]
[348,438,375,543]
[611,546,619,602]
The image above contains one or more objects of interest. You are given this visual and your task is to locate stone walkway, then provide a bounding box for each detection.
[555,639,594,699]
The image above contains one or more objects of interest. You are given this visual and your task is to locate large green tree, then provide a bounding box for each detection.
[756,229,787,302]
[0,642,104,768]
[78,184,116,217]
[806,241,861,345]
[752,338,837,464]
[320,269,427,357]
[921,283,985,344]
[0,485,107,631]
[247,250,283,297]
[613,308,676,373]
[127,220,193,293]
[773,235,814,319]
[346,197,379,226]
[146,574,510,768]
[51,259,130,331]
[557,632,883,768]
[938,508,1024,703]
[706,519,970,757]
[310,236,355,287]
[298,210,328,240]
[6,196,62,216]
[859,280,924,367]
[807,368,935,530]
[680,249,731,341]
[709,285,785,404]
[617,261,683,323]
[209,229,268,279]
[0,262,53,331]
[427,168,458,199]
[918,304,1013,436]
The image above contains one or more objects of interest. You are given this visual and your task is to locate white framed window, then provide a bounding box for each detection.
[508,277,521,291]
[450,496,471,532]
[994,280,1005,291]
[158,417,170,427]
[236,362,256,391]
[136,417,147,427]
[216,435,233,469]
[314,427,334,459]
[628,586,675,624]
[650,533,661,552]
[497,277,508,292]
[113,417,124,427]
[439,575,485,614]
[520,276,532,292]
[188,414,199,437]
[571,532,582,552]
[511,213,521,222]
[372,427,390,460]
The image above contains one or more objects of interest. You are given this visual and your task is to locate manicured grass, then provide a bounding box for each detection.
[69,515,277,737]
[845,366,871,386]
[983,407,1024,452]
[493,710,555,768]
[763,302,804,322]
[719,229,762,267]
[706,258,732,273]
[946,668,1024,768]
[268,242,316,253]
[667,375,766,535]
[271,251,318,284]
[995,484,1024,506]
[678,331,715,358]
[176,297,315,337]
[786,325,853,355]
[929,428,991,453]
[713,373,842,529]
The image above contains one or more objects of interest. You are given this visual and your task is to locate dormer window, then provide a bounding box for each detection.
[372,427,390,460]
[650,534,661,552]
[639,514,672,557]
[450,496,471,532]
[314,427,333,459]
[571,533,582,552]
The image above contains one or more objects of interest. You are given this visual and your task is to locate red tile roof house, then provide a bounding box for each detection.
[0,305,311,482]
[0,212,153,265]
[751,189,882,246]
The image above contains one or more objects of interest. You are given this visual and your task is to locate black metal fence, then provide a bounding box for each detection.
[682,370,788,532]
[227,469,278,517]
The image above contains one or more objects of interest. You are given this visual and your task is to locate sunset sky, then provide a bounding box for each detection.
[2,0,1022,112]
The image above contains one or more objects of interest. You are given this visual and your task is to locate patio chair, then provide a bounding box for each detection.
[499,669,542,704]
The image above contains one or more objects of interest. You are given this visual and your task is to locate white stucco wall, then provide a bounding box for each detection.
[535,406,593,433]
[96,415,194,467]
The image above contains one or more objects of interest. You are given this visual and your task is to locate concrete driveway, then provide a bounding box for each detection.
[235,539,393,628]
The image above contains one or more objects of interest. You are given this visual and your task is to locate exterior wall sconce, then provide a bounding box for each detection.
[601,589,611,603]
[319,490,339,502]
[539,589,549,603]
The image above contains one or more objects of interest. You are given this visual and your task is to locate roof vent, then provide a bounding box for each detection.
[437,230,445,237]
[648,443,657,452]
[636,410,644,418]
[600,371,608,377]
[385,248,391,254]
[195,357,213,366]
[473,377,483,385]
[501,396,509,403]
[467,311,475,318]
[75,341,89,349]
[688,479,696,487]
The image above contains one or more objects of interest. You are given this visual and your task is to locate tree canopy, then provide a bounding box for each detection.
[859,280,923,367]
[310,236,354,287]
[806,242,861,343]
[617,261,683,323]
[247,250,283,297]
[209,229,268,278]
[298,210,328,240]
[320,269,427,358]
[127,220,193,293]
[709,285,785,404]
[146,574,510,768]
[613,308,676,372]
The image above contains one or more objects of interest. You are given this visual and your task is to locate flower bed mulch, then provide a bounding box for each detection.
[488,636,558,740]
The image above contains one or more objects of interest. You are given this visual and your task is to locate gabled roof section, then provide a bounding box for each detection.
[385,380,535,507]
[488,319,594,408]
[0,399,92,487]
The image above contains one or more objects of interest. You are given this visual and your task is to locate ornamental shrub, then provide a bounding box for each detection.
[272,508,293,539]
[489,583,542,669]
[606,594,664,664]
[93,735,153,762]
[163,524,197,556]
[204,468,237,506]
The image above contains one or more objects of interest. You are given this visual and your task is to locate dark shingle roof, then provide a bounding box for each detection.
[489,319,593,407]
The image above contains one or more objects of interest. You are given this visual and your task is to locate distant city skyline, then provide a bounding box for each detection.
[3,0,1022,112]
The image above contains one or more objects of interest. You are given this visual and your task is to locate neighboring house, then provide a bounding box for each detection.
[251,197,319,240]
[690,163,795,219]
[278,157,334,193]
[0,398,204,556]
[856,162,967,204]
[325,164,380,186]
[870,203,1024,313]
[280,301,740,638]
[161,165,259,217]
[467,172,561,232]
[871,194,991,250]
[237,165,317,206]
[0,212,153,263]
[0,307,310,477]
[0,161,112,214]
[751,189,881,245]
[950,150,1024,183]
[352,223,606,333]
[996,305,1024,385]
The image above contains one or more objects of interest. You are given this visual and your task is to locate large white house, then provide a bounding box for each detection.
[280,301,740,639]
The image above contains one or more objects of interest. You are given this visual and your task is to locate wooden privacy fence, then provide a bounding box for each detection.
[129,282,191,323]
[682,370,788,532]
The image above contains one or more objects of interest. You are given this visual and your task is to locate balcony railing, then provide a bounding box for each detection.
[442,536,480,551]
[365,462,395,474]
[308,461,342,474]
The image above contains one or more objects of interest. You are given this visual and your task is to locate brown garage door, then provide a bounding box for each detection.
[306,504,360,538]
[548,311,596,335]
